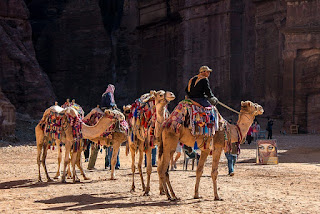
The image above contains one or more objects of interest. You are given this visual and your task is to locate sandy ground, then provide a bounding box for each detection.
[0,132,320,213]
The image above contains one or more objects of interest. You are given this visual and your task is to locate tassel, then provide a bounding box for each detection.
[194,141,198,150]
[131,132,134,143]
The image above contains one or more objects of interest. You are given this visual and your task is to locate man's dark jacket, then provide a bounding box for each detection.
[185,76,214,99]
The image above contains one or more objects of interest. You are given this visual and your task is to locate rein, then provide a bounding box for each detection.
[217,101,240,114]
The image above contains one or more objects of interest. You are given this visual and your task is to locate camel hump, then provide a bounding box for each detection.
[48,105,65,114]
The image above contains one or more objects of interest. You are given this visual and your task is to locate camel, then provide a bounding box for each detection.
[157,100,264,201]
[82,106,127,180]
[35,105,117,183]
[126,90,175,195]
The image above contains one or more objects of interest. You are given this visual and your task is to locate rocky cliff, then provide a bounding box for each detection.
[1,0,319,133]
[0,0,55,117]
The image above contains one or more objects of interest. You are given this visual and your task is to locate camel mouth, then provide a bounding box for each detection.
[165,92,176,102]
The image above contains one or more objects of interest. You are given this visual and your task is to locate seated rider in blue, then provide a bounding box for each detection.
[185,65,219,107]
[101,84,117,110]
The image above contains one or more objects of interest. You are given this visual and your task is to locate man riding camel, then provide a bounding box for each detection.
[101,84,117,110]
[185,65,219,107]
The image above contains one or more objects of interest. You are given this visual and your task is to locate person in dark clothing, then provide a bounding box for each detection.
[183,145,200,160]
[185,66,219,107]
[266,117,274,139]
[101,84,117,110]
[83,140,91,162]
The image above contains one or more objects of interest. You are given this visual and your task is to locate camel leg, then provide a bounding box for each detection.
[41,143,53,182]
[211,147,223,201]
[35,125,44,182]
[110,142,120,180]
[130,145,136,192]
[194,150,209,199]
[157,149,173,200]
[61,143,71,183]
[54,143,62,179]
[70,150,80,183]
[144,146,152,196]
[138,146,146,191]
[67,151,72,179]
[36,140,43,182]
[163,150,180,201]
[75,149,89,180]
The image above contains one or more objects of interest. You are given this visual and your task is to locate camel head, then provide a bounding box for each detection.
[154,90,176,105]
[123,105,132,117]
[240,101,264,116]
[140,90,156,103]
[104,109,125,121]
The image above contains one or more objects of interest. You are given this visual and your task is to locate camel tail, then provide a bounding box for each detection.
[158,126,164,159]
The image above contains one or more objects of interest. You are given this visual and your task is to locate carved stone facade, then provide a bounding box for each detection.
[282,0,320,133]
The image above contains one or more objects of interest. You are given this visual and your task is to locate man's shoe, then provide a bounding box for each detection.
[229,172,235,176]
[152,165,157,167]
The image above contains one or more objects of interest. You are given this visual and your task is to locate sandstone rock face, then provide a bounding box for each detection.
[28,0,138,112]
[0,87,15,136]
[3,0,316,133]
[0,0,55,117]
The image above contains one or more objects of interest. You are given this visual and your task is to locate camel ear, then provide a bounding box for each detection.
[149,90,156,96]
[247,101,252,107]
[241,101,245,106]
[123,105,125,110]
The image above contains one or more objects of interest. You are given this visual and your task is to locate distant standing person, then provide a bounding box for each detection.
[246,124,253,145]
[252,120,260,142]
[224,142,240,176]
[171,143,182,170]
[266,117,274,139]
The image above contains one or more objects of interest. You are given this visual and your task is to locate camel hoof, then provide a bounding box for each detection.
[47,178,53,182]
[53,176,59,179]
[37,179,42,183]
[214,197,223,201]
[130,189,135,193]
[143,192,150,196]
[194,195,203,199]
[61,179,67,183]
[73,178,80,183]
[110,177,117,180]
[160,191,165,195]
[171,197,180,201]
[83,177,90,180]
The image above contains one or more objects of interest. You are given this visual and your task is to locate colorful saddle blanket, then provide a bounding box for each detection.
[128,99,156,130]
[61,101,85,119]
[163,100,220,137]
[83,111,129,139]
[41,110,83,151]
[42,111,65,140]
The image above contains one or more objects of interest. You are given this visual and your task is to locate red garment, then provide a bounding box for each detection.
[247,126,253,136]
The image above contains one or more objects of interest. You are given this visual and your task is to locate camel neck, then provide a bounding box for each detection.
[236,112,255,141]
[82,116,114,139]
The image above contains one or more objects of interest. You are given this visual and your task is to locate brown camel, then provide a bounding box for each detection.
[157,100,264,201]
[83,106,127,180]
[127,90,175,195]
[35,105,117,183]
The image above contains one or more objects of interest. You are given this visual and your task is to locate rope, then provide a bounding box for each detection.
[217,101,240,115]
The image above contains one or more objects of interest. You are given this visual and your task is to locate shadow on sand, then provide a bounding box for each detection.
[35,193,183,211]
